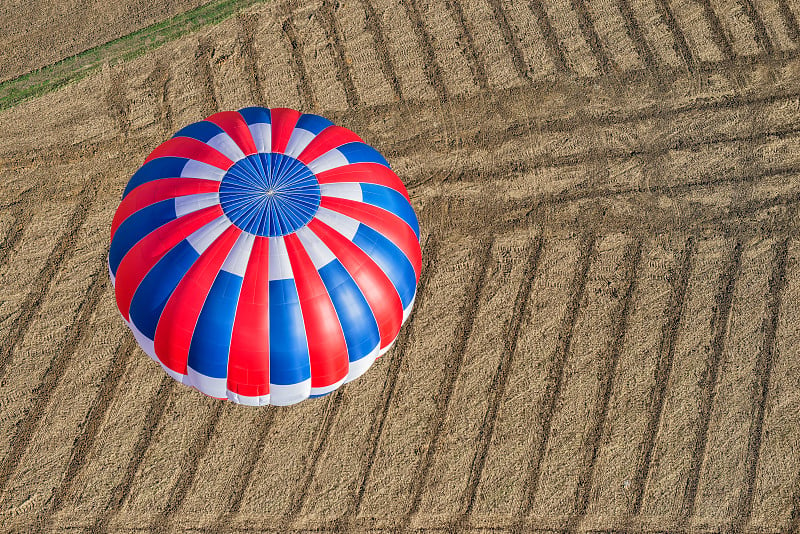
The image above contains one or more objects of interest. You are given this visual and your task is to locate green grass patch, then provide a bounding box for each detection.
[0,0,265,111]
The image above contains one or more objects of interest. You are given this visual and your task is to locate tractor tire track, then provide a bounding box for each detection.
[0,183,97,382]
[360,0,403,100]
[195,38,220,116]
[150,401,225,533]
[681,240,744,524]
[238,12,267,107]
[616,0,661,82]
[777,0,800,44]
[0,258,107,496]
[281,389,346,529]
[569,240,644,530]
[653,0,697,72]
[213,408,277,530]
[105,67,131,139]
[41,336,138,529]
[388,85,800,161]
[736,231,791,527]
[738,0,774,55]
[400,0,449,101]
[401,234,496,531]
[516,234,596,530]
[570,0,616,75]
[91,375,174,533]
[486,0,532,82]
[460,236,544,522]
[629,237,695,517]
[542,161,800,211]
[145,59,174,137]
[407,167,800,239]
[404,119,800,190]
[0,183,53,273]
[698,0,737,64]
[444,0,490,91]
[319,0,361,108]
[528,0,570,73]
[282,15,317,111]
[418,159,800,233]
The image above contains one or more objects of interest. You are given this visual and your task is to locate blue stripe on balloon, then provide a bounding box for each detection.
[238,106,271,125]
[187,270,243,379]
[317,259,380,363]
[219,153,320,238]
[352,225,416,309]
[268,278,311,385]
[109,199,177,276]
[123,157,190,198]
[359,183,421,239]
[129,240,199,340]
[336,142,391,168]
[295,113,334,135]
[173,121,225,143]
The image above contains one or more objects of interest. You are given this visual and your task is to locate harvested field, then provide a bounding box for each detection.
[0,0,209,83]
[1,0,800,532]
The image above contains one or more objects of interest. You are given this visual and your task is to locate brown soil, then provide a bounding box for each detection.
[1,0,800,532]
[0,0,209,83]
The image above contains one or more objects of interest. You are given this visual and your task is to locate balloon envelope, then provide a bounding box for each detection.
[109,107,421,406]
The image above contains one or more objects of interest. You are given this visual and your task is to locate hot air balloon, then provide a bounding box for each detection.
[109,107,421,406]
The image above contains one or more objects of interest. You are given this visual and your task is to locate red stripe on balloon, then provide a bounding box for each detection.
[307,218,403,350]
[270,108,301,154]
[154,225,241,375]
[284,233,349,389]
[320,196,422,282]
[111,178,221,241]
[205,111,259,156]
[296,125,363,165]
[227,236,271,398]
[315,163,411,201]
[144,137,235,169]
[114,205,223,321]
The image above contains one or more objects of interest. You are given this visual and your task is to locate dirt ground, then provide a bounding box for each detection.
[0,0,209,83]
[1,0,800,532]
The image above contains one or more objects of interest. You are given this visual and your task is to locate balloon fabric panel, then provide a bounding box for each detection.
[154,224,241,376]
[145,136,235,169]
[284,232,349,390]
[227,235,270,401]
[114,205,223,320]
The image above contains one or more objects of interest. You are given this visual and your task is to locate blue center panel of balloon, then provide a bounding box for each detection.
[219,153,321,237]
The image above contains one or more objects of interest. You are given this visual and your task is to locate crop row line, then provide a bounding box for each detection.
[6,60,800,179]
[2,0,799,117]
[400,233,496,531]
[276,0,797,113]
[2,212,797,530]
